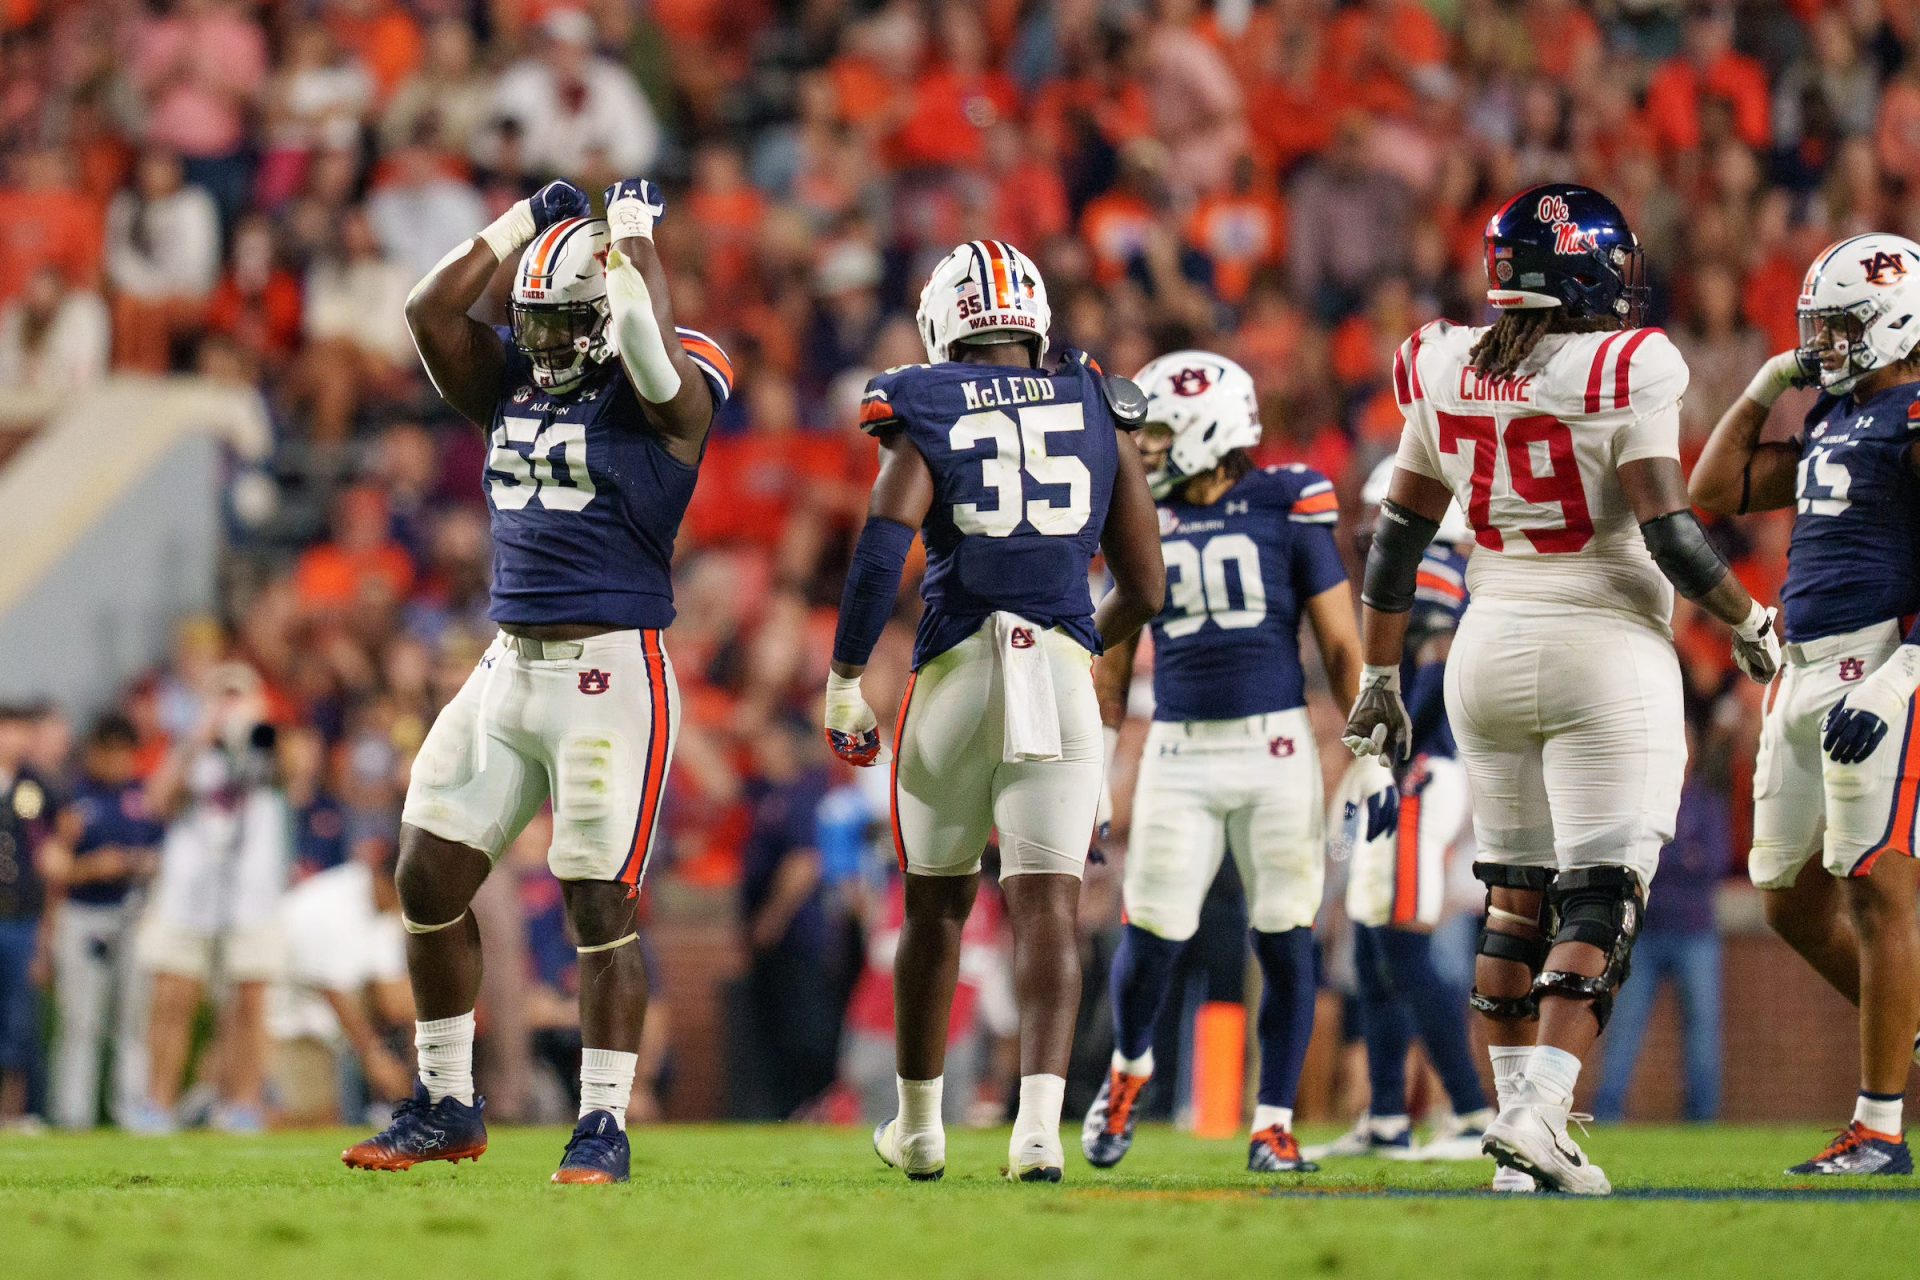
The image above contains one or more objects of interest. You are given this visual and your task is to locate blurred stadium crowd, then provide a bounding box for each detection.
[0,0,1908,1129]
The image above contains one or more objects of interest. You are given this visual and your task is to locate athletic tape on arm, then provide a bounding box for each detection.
[605,246,683,405]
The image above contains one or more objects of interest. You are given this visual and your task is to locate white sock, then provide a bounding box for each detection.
[1367,1113,1410,1139]
[1524,1045,1582,1109]
[1855,1092,1903,1135]
[1489,1045,1531,1111]
[580,1048,640,1130]
[1252,1104,1293,1136]
[415,1012,475,1106]
[1012,1073,1066,1165]
[1112,1047,1154,1078]
[898,1075,944,1135]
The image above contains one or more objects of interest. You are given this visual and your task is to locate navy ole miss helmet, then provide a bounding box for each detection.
[1483,183,1647,325]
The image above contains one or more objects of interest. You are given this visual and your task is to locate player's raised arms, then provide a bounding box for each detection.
[404,180,589,427]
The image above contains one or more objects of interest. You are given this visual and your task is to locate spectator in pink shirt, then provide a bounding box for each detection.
[133,0,268,222]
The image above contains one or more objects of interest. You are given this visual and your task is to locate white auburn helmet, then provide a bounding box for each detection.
[1797,232,1920,395]
[1363,456,1471,546]
[511,216,614,391]
[916,239,1050,365]
[1133,350,1262,498]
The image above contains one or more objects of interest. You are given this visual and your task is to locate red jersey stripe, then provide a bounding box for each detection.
[1584,331,1626,413]
[1612,328,1658,411]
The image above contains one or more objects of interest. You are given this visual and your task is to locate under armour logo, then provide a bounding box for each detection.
[1269,736,1294,757]
[1840,658,1867,682]
[1227,500,1249,515]
[1009,627,1036,649]
[578,669,612,695]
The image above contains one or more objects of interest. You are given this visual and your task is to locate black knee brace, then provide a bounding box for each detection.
[1469,863,1553,1021]
[1532,865,1644,1032]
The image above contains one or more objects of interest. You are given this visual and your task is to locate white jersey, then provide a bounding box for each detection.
[1390,320,1688,633]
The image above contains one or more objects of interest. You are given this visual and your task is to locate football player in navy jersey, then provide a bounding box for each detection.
[822,239,1165,1183]
[1691,233,1920,1176]
[344,178,732,1185]
[1078,350,1361,1175]
[1310,459,1499,1172]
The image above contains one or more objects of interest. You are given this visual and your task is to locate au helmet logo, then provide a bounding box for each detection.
[1861,251,1909,286]
[1169,367,1212,396]
[578,669,612,695]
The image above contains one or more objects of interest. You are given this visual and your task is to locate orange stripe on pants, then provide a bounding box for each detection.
[889,673,918,873]
[1391,790,1421,925]
[619,630,671,887]
[1852,699,1920,877]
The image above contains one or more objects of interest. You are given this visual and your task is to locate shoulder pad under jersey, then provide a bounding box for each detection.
[1101,375,1148,427]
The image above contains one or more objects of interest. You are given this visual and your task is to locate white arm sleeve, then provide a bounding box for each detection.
[605,245,683,405]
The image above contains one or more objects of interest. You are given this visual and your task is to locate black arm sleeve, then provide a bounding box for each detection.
[1639,509,1731,600]
[1361,499,1441,614]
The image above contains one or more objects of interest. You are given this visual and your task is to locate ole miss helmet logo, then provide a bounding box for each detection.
[1839,658,1867,682]
[1009,627,1036,649]
[1169,367,1212,396]
[578,669,612,695]
[1861,251,1908,286]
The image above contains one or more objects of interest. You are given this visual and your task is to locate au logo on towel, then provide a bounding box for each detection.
[1009,627,1036,649]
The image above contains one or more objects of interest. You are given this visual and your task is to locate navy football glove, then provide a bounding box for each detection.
[604,179,666,220]
[529,180,590,233]
[1824,702,1891,766]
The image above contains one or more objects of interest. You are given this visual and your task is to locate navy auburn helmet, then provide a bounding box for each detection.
[1483,183,1647,325]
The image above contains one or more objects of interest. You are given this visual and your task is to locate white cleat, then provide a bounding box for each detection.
[873,1117,945,1181]
[1482,1103,1610,1196]
[1491,1164,1538,1193]
[1009,1134,1065,1183]
[1404,1109,1496,1162]
[1304,1114,1412,1161]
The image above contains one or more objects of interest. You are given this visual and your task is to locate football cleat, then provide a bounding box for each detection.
[1011,1131,1066,1183]
[1787,1122,1914,1176]
[342,1081,488,1172]
[1302,1114,1412,1161]
[1491,1165,1538,1193]
[1482,1104,1610,1195]
[873,1117,945,1181]
[1081,1069,1150,1168]
[552,1110,631,1184]
[1247,1125,1318,1173]
[1406,1109,1495,1162]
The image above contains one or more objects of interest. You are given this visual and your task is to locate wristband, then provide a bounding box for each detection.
[1734,598,1771,643]
[606,197,658,242]
[1742,351,1803,410]
[1360,663,1401,691]
[476,200,537,262]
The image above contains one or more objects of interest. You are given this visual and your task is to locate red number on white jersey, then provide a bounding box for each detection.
[1436,411,1594,553]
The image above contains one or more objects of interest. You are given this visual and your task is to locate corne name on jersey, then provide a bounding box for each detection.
[960,376,1060,410]
[1456,367,1535,403]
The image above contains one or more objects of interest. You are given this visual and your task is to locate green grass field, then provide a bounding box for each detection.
[3,1125,1917,1279]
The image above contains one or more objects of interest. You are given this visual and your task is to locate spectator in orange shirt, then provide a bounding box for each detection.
[1186,154,1286,306]
[1245,23,1348,178]
[0,149,103,307]
[687,144,768,302]
[1644,3,1771,154]
[1522,0,1602,82]
[203,215,304,370]
[294,486,416,613]
[980,123,1071,249]
[1080,139,1166,285]
[1325,0,1451,120]
[323,0,423,105]
[888,8,1019,170]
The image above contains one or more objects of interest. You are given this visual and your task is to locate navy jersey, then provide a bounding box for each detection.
[66,779,165,907]
[1780,381,1920,643]
[1149,465,1348,722]
[1404,544,1468,760]
[860,352,1121,667]
[485,327,733,630]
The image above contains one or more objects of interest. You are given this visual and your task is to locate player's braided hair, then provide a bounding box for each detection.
[1468,309,1619,378]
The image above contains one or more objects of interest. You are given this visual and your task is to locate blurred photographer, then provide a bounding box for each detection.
[129,663,291,1134]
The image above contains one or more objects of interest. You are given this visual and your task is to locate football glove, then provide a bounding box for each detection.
[1823,644,1920,766]
[529,180,591,233]
[1343,664,1412,762]
[604,179,667,241]
[1731,602,1781,685]
[824,671,888,767]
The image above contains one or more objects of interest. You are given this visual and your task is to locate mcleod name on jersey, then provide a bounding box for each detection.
[1779,383,1920,643]
[860,353,1120,666]
[1149,465,1345,722]
[486,326,734,629]
[1391,320,1687,633]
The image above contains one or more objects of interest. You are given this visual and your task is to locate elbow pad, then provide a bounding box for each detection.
[1362,499,1441,614]
[605,246,683,404]
[831,517,916,667]
[1640,510,1729,600]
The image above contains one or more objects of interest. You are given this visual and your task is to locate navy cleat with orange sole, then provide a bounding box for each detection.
[1788,1122,1913,1176]
[1247,1125,1319,1174]
[342,1082,488,1172]
[552,1110,631,1184]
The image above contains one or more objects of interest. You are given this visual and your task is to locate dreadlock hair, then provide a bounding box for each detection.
[1468,308,1621,378]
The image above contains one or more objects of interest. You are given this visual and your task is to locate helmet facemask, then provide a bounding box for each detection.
[1798,303,1882,394]
[1135,422,1181,498]
[511,297,610,391]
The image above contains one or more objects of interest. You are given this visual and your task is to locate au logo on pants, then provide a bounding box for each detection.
[578,669,612,695]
